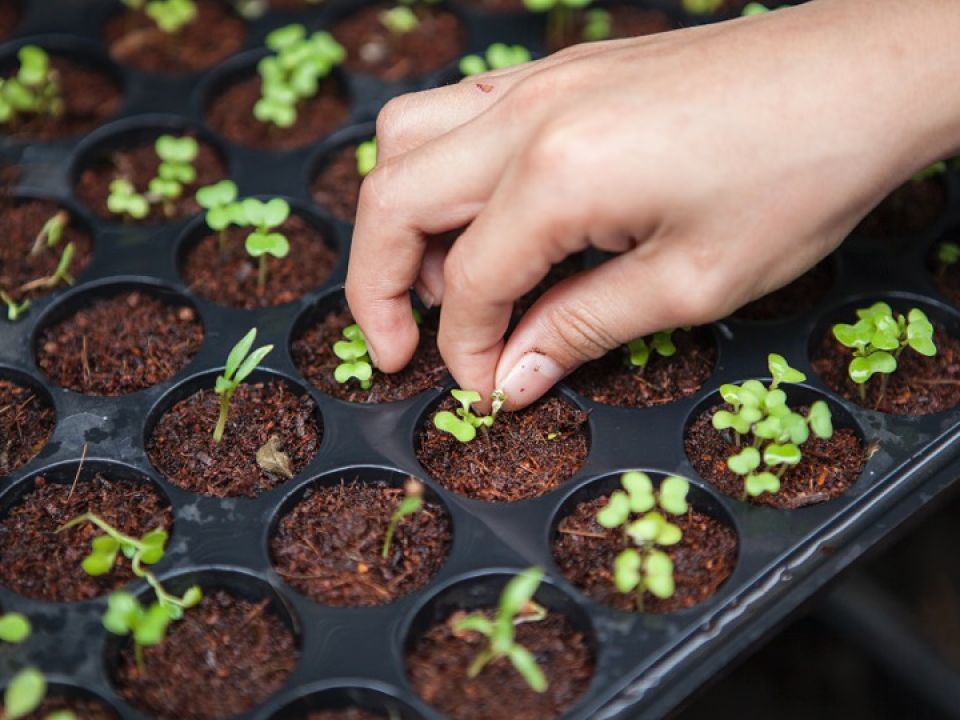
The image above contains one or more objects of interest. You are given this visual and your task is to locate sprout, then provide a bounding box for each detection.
[1,292,30,322]
[380,5,419,33]
[107,178,150,220]
[355,138,378,178]
[625,328,686,370]
[122,0,197,33]
[237,198,291,290]
[581,9,610,41]
[333,323,373,390]
[146,135,199,217]
[936,241,960,278]
[433,389,504,443]
[454,567,549,692]
[711,354,833,498]
[459,44,532,76]
[17,242,76,293]
[523,0,595,50]
[832,302,936,402]
[0,613,30,644]
[682,0,723,14]
[195,179,240,251]
[0,617,72,720]
[913,161,947,183]
[213,328,274,442]
[596,472,689,607]
[30,210,69,257]
[741,2,789,15]
[382,478,424,558]
[254,24,345,129]
[0,46,63,127]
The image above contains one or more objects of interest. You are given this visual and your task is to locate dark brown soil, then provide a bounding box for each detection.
[206,74,348,150]
[181,216,337,308]
[406,612,593,720]
[114,590,298,720]
[0,1,18,40]
[416,395,589,502]
[457,0,527,11]
[312,144,362,223]
[0,379,54,476]
[0,198,93,305]
[933,259,960,307]
[105,0,247,73]
[854,177,947,243]
[685,404,865,508]
[292,306,446,403]
[271,479,451,606]
[567,327,715,408]
[553,496,737,613]
[36,291,203,395]
[553,5,675,51]
[333,3,465,81]
[0,473,172,602]
[22,697,117,720]
[512,255,584,322]
[74,137,225,223]
[734,261,834,322]
[148,381,321,498]
[811,324,960,416]
[306,710,383,720]
[3,57,121,141]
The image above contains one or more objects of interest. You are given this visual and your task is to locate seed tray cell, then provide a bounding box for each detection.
[2,1,960,718]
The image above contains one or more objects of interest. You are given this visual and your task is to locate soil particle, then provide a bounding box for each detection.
[0,380,54,476]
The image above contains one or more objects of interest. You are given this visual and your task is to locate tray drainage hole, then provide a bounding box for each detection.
[551,471,738,614]
[0,373,54,477]
[147,371,322,499]
[268,686,420,720]
[35,285,203,396]
[0,462,173,603]
[269,469,451,607]
[179,200,339,310]
[107,569,300,720]
[684,384,867,508]
[0,682,120,719]
[404,572,595,720]
[290,289,446,404]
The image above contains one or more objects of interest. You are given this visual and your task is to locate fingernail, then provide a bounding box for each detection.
[497,352,566,405]
[414,281,436,309]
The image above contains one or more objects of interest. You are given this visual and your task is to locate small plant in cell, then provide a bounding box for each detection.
[212,327,274,442]
[0,46,63,128]
[459,44,532,76]
[433,389,506,442]
[382,478,425,558]
[624,328,688,372]
[195,179,241,251]
[122,0,198,33]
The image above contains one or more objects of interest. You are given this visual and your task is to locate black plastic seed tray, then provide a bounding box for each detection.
[3,1,960,718]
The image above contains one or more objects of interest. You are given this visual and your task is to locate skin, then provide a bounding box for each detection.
[347,0,960,410]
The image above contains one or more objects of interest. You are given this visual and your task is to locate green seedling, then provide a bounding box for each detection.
[30,210,69,257]
[582,9,611,41]
[936,241,960,278]
[524,0,595,49]
[255,24,345,129]
[107,178,149,220]
[18,243,76,293]
[682,0,723,14]
[741,2,789,14]
[195,179,240,250]
[147,135,198,216]
[459,43,532,76]
[382,478,424,558]
[913,161,947,183]
[333,323,373,390]
[832,302,936,403]
[0,616,72,720]
[625,328,687,371]
[122,0,197,33]
[355,138,377,178]
[237,198,291,290]
[433,389,505,443]
[712,354,833,498]
[379,0,441,33]
[213,327,274,442]
[0,46,63,128]
[1,292,29,322]
[454,567,549,692]
[596,472,689,608]
[0,613,30,645]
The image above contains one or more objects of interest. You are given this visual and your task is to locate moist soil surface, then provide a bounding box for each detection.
[406,612,593,720]
[0,473,172,602]
[854,177,947,244]
[105,0,247,73]
[811,324,960,415]
[734,261,834,322]
[553,497,737,613]
[933,261,960,307]
[333,3,465,81]
[206,75,348,150]
[416,395,590,502]
[0,1,18,39]
[4,57,121,141]
[22,697,117,720]
[36,290,203,395]
[0,379,54,476]
[553,5,675,51]
[113,590,298,720]
[75,137,225,223]
[37,290,203,396]
[686,404,866,508]
[312,144,362,223]
[292,306,446,403]
[271,479,451,606]
[567,327,715,408]
[181,216,338,308]
[0,199,93,305]
[148,380,321,498]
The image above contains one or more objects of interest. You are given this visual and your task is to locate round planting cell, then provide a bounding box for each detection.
[34,283,204,396]
[291,289,446,404]
[0,460,173,602]
[550,471,738,614]
[270,685,422,719]
[415,390,591,502]
[403,572,596,720]
[106,569,300,720]
[72,120,228,224]
[179,199,340,309]
[685,384,867,508]
[809,295,960,416]
[733,258,837,322]
[852,172,949,249]
[146,369,323,498]
[0,369,54,477]
[310,126,375,225]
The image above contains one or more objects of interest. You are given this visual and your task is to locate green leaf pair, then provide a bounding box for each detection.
[102,585,202,648]
[625,329,682,370]
[433,388,498,443]
[459,43,533,77]
[613,548,674,599]
[596,471,689,529]
[142,0,197,33]
[333,323,374,390]
[196,180,240,232]
[107,179,150,220]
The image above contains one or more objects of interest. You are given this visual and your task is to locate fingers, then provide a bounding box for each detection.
[415,232,455,308]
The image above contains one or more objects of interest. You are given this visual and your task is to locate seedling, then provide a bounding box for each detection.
[523,0,596,49]
[581,9,611,41]
[0,46,63,128]
[936,241,960,278]
[333,323,373,390]
[459,44,532,76]
[625,328,687,371]
[355,138,377,178]
[107,179,149,220]
[0,614,74,720]
[30,210,69,257]
[238,198,291,290]
[382,478,424,558]
[741,2,789,14]
[712,354,834,498]
[213,327,273,442]
[0,613,30,644]
[433,389,505,443]
[453,567,549,692]
[913,161,947,183]
[255,24,345,129]
[121,0,197,33]
[1,292,29,322]
[379,0,441,34]
[832,302,937,403]
[682,0,723,14]
[17,243,76,293]
[147,135,198,216]
[195,179,240,250]
[596,472,689,608]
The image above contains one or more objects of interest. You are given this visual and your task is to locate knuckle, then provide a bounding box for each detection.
[519,118,592,182]
[442,248,485,299]
[375,96,412,152]
[357,162,396,215]
[546,301,620,363]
